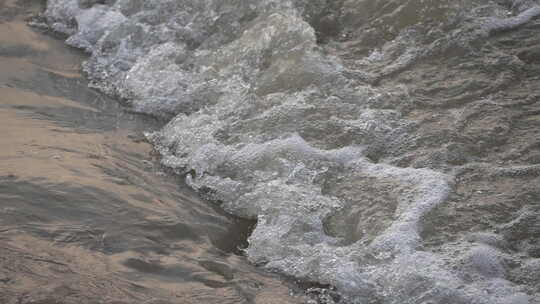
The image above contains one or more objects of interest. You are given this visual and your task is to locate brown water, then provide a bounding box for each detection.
[0,1,305,303]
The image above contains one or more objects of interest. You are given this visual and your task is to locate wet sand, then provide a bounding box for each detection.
[0,1,305,303]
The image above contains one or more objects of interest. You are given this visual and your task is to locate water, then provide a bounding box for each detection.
[0,1,305,303]
[21,0,540,303]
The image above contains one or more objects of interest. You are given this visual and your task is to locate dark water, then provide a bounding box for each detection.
[0,1,304,303]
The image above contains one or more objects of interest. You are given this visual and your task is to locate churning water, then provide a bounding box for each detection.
[0,1,305,303]
[11,0,540,303]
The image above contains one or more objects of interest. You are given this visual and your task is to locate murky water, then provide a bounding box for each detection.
[0,1,305,303]
[6,0,540,303]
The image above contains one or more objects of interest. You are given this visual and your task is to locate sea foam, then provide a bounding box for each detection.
[43,0,540,302]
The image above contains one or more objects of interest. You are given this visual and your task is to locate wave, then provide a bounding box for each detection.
[42,0,540,303]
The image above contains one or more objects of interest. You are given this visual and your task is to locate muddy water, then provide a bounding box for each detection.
[0,2,304,303]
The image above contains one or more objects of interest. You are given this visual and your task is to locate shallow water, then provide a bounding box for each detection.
[23,0,540,303]
[0,1,305,303]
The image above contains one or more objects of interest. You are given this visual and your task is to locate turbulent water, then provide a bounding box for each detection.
[39,0,540,303]
[1,1,316,303]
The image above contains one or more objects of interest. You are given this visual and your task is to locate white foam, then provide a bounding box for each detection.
[44,0,539,302]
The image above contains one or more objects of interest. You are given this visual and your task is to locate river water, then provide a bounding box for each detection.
[0,1,306,303]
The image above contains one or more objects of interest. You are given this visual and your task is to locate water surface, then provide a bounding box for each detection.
[0,1,304,303]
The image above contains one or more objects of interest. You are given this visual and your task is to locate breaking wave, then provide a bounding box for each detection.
[42,0,540,303]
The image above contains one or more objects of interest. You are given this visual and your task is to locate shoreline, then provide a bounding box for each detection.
[0,1,306,303]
